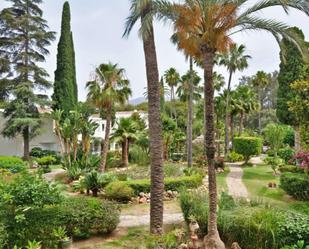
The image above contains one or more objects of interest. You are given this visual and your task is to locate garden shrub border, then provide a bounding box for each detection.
[280,173,309,201]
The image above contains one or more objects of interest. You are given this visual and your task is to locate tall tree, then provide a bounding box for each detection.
[0,0,55,160]
[86,63,131,172]
[164,67,180,122]
[124,0,165,234]
[160,0,309,247]
[277,27,309,151]
[218,44,251,158]
[52,1,77,115]
[252,70,269,134]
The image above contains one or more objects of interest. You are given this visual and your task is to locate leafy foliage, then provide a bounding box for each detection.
[233,137,262,162]
[105,181,134,202]
[227,151,244,162]
[0,156,26,173]
[280,173,309,201]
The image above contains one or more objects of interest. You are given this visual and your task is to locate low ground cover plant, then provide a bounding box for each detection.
[0,156,26,173]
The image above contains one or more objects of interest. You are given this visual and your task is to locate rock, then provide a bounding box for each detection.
[178,243,188,249]
[139,197,147,204]
[231,242,241,249]
[139,192,145,197]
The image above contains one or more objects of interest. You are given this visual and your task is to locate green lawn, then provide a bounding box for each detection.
[216,167,230,193]
[242,164,309,214]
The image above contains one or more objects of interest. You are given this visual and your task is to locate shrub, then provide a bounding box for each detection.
[283,127,295,147]
[180,190,309,249]
[164,164,183,177]
[105,181,134,202]
[129,145,150,166]
[280,173,309,201]
[279,165,303,173]
[106,151,123,168]
[264,156,284,174]
[30,147,61,164]
[227,151,244,162]
[0,156,26,173]
[278,147,295,163]
[281,241,309,249]
[126,174,203,195]
[292,151,309,172]
[0,222,8,249]
[1,197,120,248]
[233,137,262,163]
[36,156,56,166]
[263,123,287,156]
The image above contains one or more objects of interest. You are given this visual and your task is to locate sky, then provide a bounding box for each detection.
[0,0,309,101]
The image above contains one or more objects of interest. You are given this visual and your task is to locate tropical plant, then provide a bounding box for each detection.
[111,117,138,167]
[164,67,180,121]
[124,0,165,234]
[252,71,269,133]
[86,63,131,172]
[0,0,55,160]
[218,44,251,157]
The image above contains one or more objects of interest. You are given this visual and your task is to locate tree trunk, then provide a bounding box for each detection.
[258,87,262,134]
[216,115,221,158]
[294,125,301,152]
[99,109,111,172]
[122,138,129,167]
[202,48,225,249]
[187,57,193,167]
[239,111,244,136]
[230,115,235,150]
[224,70,233,159]
[142,16,164,235]
[23,127,30,161]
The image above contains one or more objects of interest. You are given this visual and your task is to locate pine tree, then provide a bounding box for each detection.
[52,1,78,114]
[0,0,55,160]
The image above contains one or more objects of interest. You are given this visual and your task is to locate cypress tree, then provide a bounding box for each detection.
[0,0,55,160]
[52,1,78,114]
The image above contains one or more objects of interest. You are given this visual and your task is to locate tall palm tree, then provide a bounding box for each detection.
[123,0,165,234]
[252,70,269,134]
[218,44,251,158]
[86,63,131,172]
[159,0,309,247]
[111,117,138,167]
[164,67,180,121]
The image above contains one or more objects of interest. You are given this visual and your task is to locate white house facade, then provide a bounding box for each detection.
[0,109,148,157]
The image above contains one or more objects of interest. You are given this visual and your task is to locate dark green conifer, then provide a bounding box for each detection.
[52,1,78,114]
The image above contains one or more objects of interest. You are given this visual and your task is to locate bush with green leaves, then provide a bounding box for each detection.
[264,156,284,174]
[105,181,134,202]
[1,197,120,248]
[263,123,287,156]
[233,137,262,163]
[0,156,26,173]
[280,173,309,201]
[106,151,123,168]
[227,151,244,162]
[0,222,8,249]
[125,174,203,195]
[278,147,295,163]
[129,145,150,166]
[180,191,309,249]
[30,147,61,164]
[164,164,183,177]
[36,156,56,166]
[281,241,309,249]
[279,165,304,173]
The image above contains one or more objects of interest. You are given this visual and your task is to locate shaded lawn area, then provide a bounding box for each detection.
[242,164,309,214]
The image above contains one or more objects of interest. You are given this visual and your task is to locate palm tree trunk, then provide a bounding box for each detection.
[202,48,225,249]
[187,57,193,167]
[99,109,111,172]
[230,115,235,150]
[23,127,30,161]
[224,70,233,159]
[239,111,244,136]
[122,138,129,167]
[142,17,164,235]
[216,114,221,158]
[258,87,262,134]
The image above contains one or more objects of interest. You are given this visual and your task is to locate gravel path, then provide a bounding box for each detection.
[226,164,248,198]
[118,213,183,227]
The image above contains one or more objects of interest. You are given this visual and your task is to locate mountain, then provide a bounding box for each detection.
[129,97,146,105]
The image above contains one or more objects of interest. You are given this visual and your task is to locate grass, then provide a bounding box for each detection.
[242,164,309,213]
[217,166,230,192]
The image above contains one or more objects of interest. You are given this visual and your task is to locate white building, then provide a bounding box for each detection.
[0,109,148,157]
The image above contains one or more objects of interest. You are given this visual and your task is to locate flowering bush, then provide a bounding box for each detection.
[291,151,309,172]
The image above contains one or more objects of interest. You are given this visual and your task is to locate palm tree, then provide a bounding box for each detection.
[252,71,269,134]
[111,117,138,167]
[218,44,251,158]
[159,0,309,247]
[86,63,131,172]
[234,85,259,136]
[123,0,165,234]
[164,67,180,121]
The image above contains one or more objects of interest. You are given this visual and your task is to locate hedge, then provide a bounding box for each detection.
[1,197,120,248]
[125,174,203,195]
[278,165,304,173]
[0,156,26,173]
[280,173,309,201]
[105,181,134,202]
[233,137,262,163]
[180,191,309,249]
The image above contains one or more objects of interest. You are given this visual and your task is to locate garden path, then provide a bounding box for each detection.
[43,168,65,181]
[226,163,249,198]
